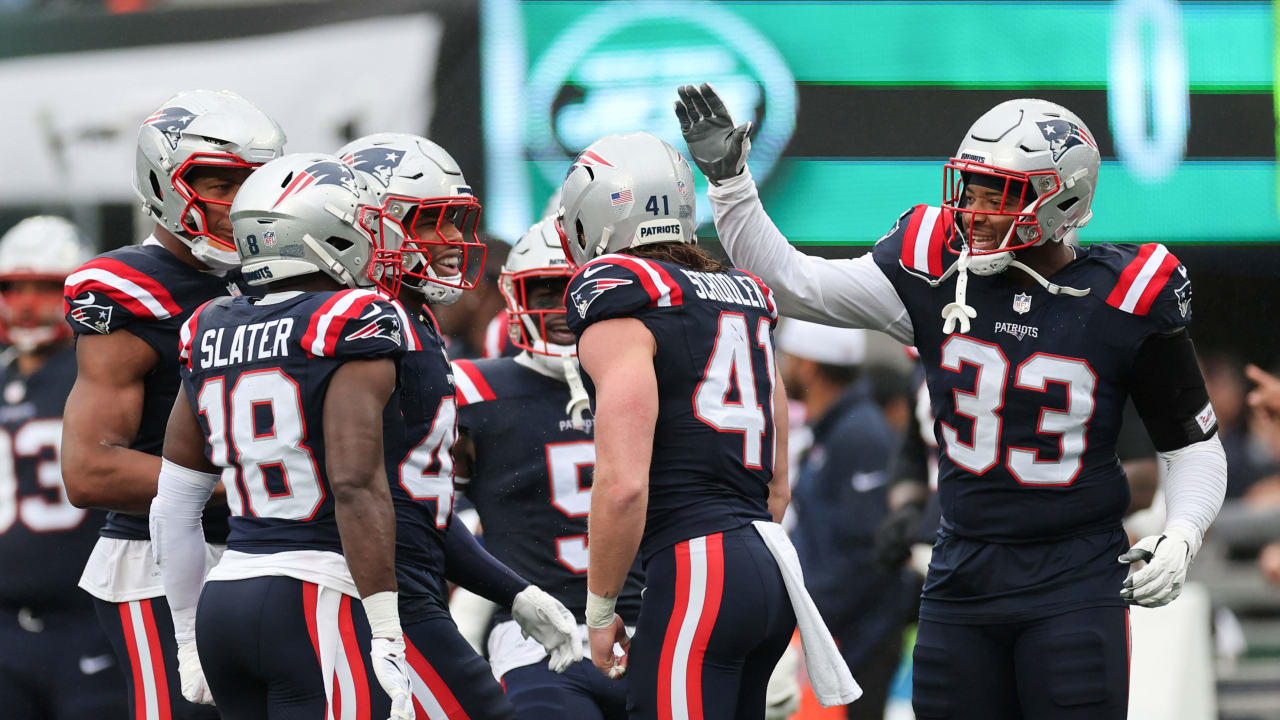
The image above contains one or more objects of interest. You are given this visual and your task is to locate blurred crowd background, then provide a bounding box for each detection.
[1,1,1277,718]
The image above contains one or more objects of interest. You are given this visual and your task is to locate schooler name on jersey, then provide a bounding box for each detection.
[195,318,295,369]
[678,268,770,310]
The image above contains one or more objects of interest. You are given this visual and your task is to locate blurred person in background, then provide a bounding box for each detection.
[0,216,128,720]
[779,319,909,720]
[432,233,511,359]
[1202,352,1275,497]
[60,89,283,719]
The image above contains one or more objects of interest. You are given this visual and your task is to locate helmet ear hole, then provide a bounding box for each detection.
[149,171,164,201]
[325,236,355,252]
[575,219,587,251]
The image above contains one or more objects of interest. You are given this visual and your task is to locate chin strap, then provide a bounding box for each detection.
[1007,259,1091,298]
[939,247,977,335]
[906,246,1092,336]
[561,352,592,431]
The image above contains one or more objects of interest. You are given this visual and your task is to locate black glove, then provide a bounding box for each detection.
[874,503,923,571]
[673,83,752,185]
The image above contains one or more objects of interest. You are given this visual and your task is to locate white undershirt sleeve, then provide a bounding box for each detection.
[149,459,220,644]
[1158,434,1228,557]
[707,167,914,346]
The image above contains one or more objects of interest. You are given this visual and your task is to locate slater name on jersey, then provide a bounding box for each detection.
[195,318,295,369]
[678,269,769,310]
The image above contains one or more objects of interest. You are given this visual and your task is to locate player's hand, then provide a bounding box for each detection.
[588,614,630,679]
[674,83,752,185]
[177,641,215,705]
[1118,527,1195,607]
[1246,364,1280,421]
[369,636,414,720]
[512,585,583,673]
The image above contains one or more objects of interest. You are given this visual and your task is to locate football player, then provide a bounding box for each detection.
[559,132,855,720]
[338,133,581,719]
[0,216,127,719]
[452,216,644,720]
[61,90,284,720]
[150,152,414,719]
[678,83,1228,719]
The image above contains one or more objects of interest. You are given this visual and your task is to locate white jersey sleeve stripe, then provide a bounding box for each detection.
[1118,244,1170,314]
[65,267,174,319]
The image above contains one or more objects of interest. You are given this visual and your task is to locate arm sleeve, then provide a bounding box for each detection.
[1159,435,1227,556]
[1130,328,1217,452]
[443,514,529,607]
[706,167,914,345]
[148,459,219,644]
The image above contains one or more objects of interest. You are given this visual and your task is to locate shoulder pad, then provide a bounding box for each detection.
[1099,243,1190,321]
[300,289,410,358]
[452,358,497,407]
[64,254,184,334]
[874,205,955,279]
[178,297,227,368]
[565,254,684,334]
[734,269,778,323]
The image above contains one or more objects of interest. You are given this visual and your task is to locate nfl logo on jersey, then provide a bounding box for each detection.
[1012,292,1032,314]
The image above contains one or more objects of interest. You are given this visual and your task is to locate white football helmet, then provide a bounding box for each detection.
[0,216,90,351]
[944,98,1100,275]
[500,217,575,357]
[230,153,402,295]
[134,90,286,271]
[557,132,696,267]
[337,133,485,305]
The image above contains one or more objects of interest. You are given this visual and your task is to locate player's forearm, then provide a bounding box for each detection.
[62,441,162,513]
[707,168,914,343]
[586,474,647,598]
[1159,434,1227,554]
[443,513,529,607]
[150,459,218,643]
[768,373,790,523]
[334,478,399,596]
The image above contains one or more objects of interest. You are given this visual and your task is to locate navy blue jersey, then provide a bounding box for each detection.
[872,205,1194,621]
[0,346,107,609]
[64,243,244,542]
[453,355,644,624]
[178,289,408,555]
[564,254,779,558]
[388,311,455,619]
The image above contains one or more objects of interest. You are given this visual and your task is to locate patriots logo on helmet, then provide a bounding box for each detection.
[1036,119,1098,162]
[342,148,406,189]
[273,161,361,209]
[570,276,632,317]
[69,293,113,334]
[144,106,198,151]
[344,311,402,346]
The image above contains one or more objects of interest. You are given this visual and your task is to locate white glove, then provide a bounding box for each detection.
[511,585,583,673]
[764,644,801,720]
[1118,526,1196,608]
[177,641,215,705]
[370,636,414,720]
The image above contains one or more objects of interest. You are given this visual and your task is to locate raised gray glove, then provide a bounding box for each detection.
[674,83,752,185]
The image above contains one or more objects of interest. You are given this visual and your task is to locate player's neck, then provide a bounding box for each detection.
[1006,241,1075,287]
[267,275,346,294]
[153,225,210,271]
